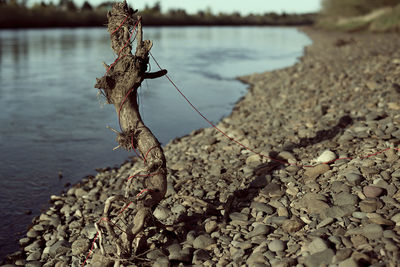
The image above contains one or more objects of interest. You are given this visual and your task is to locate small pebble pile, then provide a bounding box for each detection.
[2,28,400,267]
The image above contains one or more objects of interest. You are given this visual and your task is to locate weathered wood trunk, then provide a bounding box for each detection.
[94,0,168,258]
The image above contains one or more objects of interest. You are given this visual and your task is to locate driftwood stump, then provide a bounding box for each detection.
[94,0,168,262]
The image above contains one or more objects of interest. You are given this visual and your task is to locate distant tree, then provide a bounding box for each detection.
[151,1,161,13]
[66,0,76,11]
[97,1,113,11]
[168,8,186,16]
[81,0,92,11]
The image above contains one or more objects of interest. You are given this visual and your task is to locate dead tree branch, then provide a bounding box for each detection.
[94,0,168,262]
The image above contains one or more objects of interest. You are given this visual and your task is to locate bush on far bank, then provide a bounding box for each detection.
[318,0,400,32]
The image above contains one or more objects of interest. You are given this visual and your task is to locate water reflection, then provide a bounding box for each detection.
[0,27,311,259]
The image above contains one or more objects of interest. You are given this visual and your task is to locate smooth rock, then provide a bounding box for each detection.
[229,212,248,221]
[167,243,190,262]
[308,237,328,254]
[268,240,285,252]
[193,235,215,250]
[192,249,210,264]
[71,238,89,256]
[305,249,334,267]
[26,251,41,261]
[250,202,274,214]
[246,252,267,265]
[204,220,218,234]
[338,258,359,267]
[361,224,383,240]
[49,240,71,258]
[316,150,336,163]
[153,206,171,220]
[25,262,42,267]
[334,192,358,206]
[345,173,363,185]
[245,224,270,239]
[282,217,305,233]
[363,186,384,198]
[304,164,330,180]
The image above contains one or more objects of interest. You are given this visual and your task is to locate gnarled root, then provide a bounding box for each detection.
[93,0,168,262]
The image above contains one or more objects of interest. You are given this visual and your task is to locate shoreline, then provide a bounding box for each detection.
[3,27,400,266]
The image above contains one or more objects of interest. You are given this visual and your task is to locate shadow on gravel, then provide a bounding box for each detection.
[285,114,353,151]
[166,115,354,250]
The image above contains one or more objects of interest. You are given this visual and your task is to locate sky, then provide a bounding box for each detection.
[67,0,322,15]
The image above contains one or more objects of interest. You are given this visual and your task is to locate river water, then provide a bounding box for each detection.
[0,26,311,259]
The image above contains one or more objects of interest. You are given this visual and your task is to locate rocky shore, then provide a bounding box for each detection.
[3,27,400,267]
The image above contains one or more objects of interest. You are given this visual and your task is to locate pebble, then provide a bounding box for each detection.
[250,202,274,214]
[305,249,335,267]
[282,217,305,233]
[245,224,270,239]
[304,164,330,180]
[316,150,337,163]
[268,240,285,252]
[246,252,266,265]
[204,220,218,233]
[153,206,171,220]
[345,172,363,185]
[308,237,328,254]
[361,224,383,240]
[193,235,215,250]
[71,238,89,256]
[363,186,384,198]
[338,258,358,267]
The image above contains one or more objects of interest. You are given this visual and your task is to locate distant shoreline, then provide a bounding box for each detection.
[0,4,315,29]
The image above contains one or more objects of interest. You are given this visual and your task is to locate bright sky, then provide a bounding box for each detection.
[72,0,322,15]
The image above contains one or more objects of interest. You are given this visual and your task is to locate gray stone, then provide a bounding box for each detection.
[338,258,359,267]
[192,249,210,264]
[391,169,400,178]
[171,204,186,215]
[363,186,384,198]
[193,235,215,250]
[74,188,88,198]
[167,243,190,262]
[334,192,358,206]
[250,202,274,214]
[153,206,171,220]
[229,212,248,221]
[246,252,267,265]
[245,224,270,239]
[204,220,218,233]
[26,251,41,261]
[282,217,305,233]
[24,240,42,252]
[152,257,170,267]
[345,173,363,185]
[19,237,31,247]
[305,249,334,267]
[146,249,166,260]
[304,164,330,180]
[308,237,328,254]
[361,224,383,240]
[71,238,90,256]
[324,205,355,218]
[26,229,39,239]
[268,240,285,252]
[25,262,42,267]
[49,240,71,258]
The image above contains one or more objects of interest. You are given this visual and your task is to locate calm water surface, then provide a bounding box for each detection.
[0,26,311,259]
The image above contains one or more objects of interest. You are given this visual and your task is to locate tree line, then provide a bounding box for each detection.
[0,0,316,28]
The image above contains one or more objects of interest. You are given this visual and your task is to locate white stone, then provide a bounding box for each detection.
[316,150,337,164]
